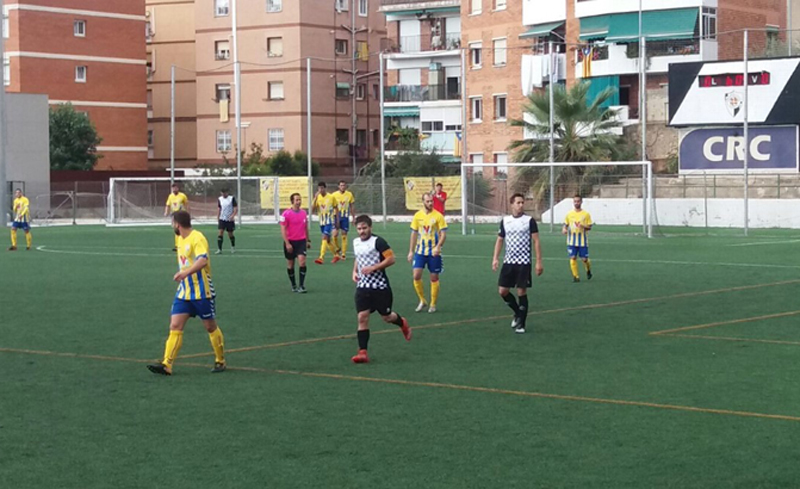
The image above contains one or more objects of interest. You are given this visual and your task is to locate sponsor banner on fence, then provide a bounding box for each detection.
[679,126,799,173]
[403,176,462,211]
[260,177,312,210]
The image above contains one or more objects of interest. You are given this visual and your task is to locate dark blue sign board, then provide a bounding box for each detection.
[679,126,799,173]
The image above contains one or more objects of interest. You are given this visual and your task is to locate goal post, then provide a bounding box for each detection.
[459,161,653,237]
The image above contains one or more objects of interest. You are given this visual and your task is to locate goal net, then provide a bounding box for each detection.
[107,176,312,226]
[460,161,654,237]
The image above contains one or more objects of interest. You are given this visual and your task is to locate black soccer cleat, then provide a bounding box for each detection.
[211,362,226,373]
[8,246,16,251]
[172,247,177,252]
[587,270,593,280]
[573,277,580,283]
[147,363,172,376]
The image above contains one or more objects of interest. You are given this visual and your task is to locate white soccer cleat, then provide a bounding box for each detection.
[214,250,222,255]
[515,325,526,334]
[415,301,427,312]
[428,306,437,313]
[511,316,522,329]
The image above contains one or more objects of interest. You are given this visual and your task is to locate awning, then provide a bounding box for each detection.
[519,21,564,39]
[605,8,699,43]
[336,82,350,89]
[384,106,420,117]
[579,15,610,40]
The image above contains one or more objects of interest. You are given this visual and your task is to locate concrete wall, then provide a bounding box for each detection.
[5,93,50,216]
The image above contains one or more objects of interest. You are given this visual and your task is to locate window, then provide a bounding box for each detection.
[145,21,153,41]
[494,94,507,121]
[74,20,86,37]
[372,84,380,100]
[268,81,284,100]
[445,124,462,131]
[336,82,350,99]
[335,39,348,56]
[3,57,9,86]
[356,129,367,147]
[702,7,717,40]
[215,40,230,60]
[267,0,282,13]
[267,37,283,57]
[358,0,368,16]
[493,38,507,66]
[75,65,87,82]
[216,130,232,153]
[767,28,779,51]
[471,0,481,15]
[494,153,508,177]
[356,84,366,100]
[215,0,230,17]
[336,0,349,12]
[495,0,506,10]
[147,89,153,110]
[147,130,154,148]
[356,41,369,61]
[216,83,231,101]
[470,97,483,122]
[268,128,285,151]
[3,14,8,39]
[470,43,482,68]
[421,121,444,133]
[336,129,349,145]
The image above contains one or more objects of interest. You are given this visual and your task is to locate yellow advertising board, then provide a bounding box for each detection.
[403,176,462,211]
[260,177,312,210]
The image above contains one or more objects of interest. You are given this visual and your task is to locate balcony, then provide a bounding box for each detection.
[380,0,460,10]
[384,84,461,103]
[576,39,717,78]
[387,33,461,54]
[421,131,458,154]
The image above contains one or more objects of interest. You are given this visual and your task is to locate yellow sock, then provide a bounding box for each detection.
[208,327,225,364]
[413,279,426,303]
[10,229,17,248]
[584,259,592,272]
[320,240,328,258]
[162,330,184,369]
[570,259,579,279]
[341,235,348,257]
[430,280,440,307]
[25,233,31,249]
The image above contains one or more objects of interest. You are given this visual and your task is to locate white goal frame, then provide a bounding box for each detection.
[459,161,653,237]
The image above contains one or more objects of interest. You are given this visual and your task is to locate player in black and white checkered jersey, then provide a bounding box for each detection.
[492,193,544,334]
[350,214,412,364]
[216,188,238,254]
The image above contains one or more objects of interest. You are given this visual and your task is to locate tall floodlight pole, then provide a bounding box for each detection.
[0,0,8,226]
[379,52,387,228]
[232,0,242,226]
[639,0,647,236]
[460,47,468,235]
[789,0,793,56]
[743,29,750,236]
[170,65,175,184]
[306,57,313,231]
[548,40,555,233]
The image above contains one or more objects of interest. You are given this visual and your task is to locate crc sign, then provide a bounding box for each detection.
[679,126,799,173]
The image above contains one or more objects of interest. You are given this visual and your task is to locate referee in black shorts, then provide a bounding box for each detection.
[216,188,238,254]
[492,193,544,334]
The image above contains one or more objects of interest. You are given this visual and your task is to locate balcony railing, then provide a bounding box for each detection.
[387,33,461,54]
[384,84,461,102]
[381,0,459,6]
[625,39,700,58]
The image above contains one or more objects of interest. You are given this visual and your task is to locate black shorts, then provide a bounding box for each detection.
[283,239,307,260]
[355,287,393,316]
[498,263,532,289]
[218,220,235,232]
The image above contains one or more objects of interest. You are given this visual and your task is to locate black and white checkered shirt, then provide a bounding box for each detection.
[218,195,237,222]
[499,214,539,265]
[353,234,392,290]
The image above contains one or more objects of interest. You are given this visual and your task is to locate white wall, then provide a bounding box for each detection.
[575,0,707,18]
[421,105,462,125]
[542,198,800,228]
[399,68,421,85]
[387,54,461,70]
[523,0,566,26]
[576,43,704,77]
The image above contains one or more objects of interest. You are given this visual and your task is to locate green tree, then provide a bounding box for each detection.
[49,103,103,170]
[508,82,636,197]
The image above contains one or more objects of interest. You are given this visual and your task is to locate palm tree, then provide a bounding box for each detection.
[508,82,635,198]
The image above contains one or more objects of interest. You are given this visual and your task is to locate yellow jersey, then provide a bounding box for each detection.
[564,209,593,247]
[176,229,215,301]
[333,190,356,219]
[166,192,188,214]
[13,197,30,223]
[313,192,337,226]
[410,209,447,256]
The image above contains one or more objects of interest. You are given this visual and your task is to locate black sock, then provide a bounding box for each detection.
[502,293,521,315]
[287,268,296,288]
[519,295,529,325]
[217,236,223,251]
[357,329,370,350]
[299,266,307,287]
[391,313,404,327]
[230,235,236,248]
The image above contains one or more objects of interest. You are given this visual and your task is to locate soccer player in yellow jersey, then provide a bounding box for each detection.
[148,210,226,375]
[9,189,32,251]
[408,192,447,313]
[562,194,593,282]
[312,182,341,264]
[332,180,356,259]
[164,183,189,252]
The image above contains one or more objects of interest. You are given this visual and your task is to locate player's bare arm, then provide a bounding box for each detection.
[280,224,293,253]
[352,257,359,283]
[532,232,544,276]
[433,230,446,257]
[408,232,417,262]
[174,256,208,282]
[492,237,503,271]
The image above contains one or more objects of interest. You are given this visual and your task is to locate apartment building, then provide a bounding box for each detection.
[146,0,197,170]
[194,0,385,175]
[4,0,148,170]
[379,0,463,162]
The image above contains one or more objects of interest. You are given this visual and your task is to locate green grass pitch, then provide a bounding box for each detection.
[2,223,800,488]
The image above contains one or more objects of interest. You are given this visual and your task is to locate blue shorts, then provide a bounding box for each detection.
[320,223,333,237]
[338,217,350,233]
[171,297,216,320]
[567,246,589,259]
[12,221,30,231]
[413,254,443,274]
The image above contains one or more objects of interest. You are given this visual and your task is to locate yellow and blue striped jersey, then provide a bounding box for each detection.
[564,209,593,247]
[166,192,188,213]
[333,190,355,218]
[410,209,447,256]
[13,197,30,223]
[314,193,337,226]
[176,230,216,301]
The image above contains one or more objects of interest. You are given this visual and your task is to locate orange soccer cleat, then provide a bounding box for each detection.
[351,349,370,363]
[331,255,341,264]
[400,318,412,342]
[314,258,324,265]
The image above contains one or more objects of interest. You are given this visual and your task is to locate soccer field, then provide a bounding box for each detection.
[2,223,800,488]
